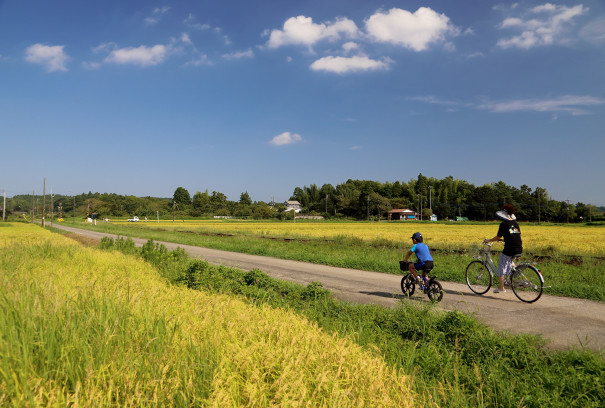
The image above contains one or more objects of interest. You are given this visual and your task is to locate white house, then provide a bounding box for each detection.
[387,208,418,221]
[284,200,302,213]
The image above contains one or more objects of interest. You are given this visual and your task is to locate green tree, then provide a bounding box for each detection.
[239,191,252,206]
[369,192,390,220]
[471,185,496,221]
[253,204,275,219]
[192,191,211,215]
[173,187,191,206]
[319,184,336,215]
[210,191,228,213]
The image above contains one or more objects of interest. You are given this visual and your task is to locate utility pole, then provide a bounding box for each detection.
[417,194,420,220]
[50,187,54,228]
[42,178,46,228]
[325,194,328,214]
[429,185,432,212]
[566,200,570,223]
[73,196,76,223]
[2,190,5,222]
[32,191,35,223]
[367,195,370,221]
[538,189,541,224]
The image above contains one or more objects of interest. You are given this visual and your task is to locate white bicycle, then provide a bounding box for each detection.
[465,242,544,303]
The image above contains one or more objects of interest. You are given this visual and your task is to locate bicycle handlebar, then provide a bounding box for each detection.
[482,239,504,246]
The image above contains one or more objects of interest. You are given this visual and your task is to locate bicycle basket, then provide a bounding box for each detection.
[470,245,489,259]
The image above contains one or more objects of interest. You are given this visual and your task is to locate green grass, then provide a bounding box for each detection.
[97,237,605,408]
[60,220,605,301]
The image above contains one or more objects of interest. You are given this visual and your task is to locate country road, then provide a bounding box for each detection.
[51,223,605,352]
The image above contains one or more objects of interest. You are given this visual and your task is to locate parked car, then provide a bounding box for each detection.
[127,216,139,222]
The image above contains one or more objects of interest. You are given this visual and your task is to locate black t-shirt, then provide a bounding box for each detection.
[497,219,522,256]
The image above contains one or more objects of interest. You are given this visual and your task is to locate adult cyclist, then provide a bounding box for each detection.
[484,203,522,293]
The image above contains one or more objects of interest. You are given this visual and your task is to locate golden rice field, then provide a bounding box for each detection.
[112,220,605,257]
[0,223,416,407]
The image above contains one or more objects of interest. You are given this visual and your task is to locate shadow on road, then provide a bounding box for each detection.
[359,291,399,299]
[359,290,439,303]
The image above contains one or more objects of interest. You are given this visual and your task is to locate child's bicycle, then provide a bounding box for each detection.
[399,261,444,302]
[466,242,544,303]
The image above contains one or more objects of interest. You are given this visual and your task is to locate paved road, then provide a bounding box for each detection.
[51,223,605,352]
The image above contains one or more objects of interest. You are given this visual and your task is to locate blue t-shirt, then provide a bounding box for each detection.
[411,242,433,264]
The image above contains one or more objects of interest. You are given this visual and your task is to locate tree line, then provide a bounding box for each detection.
[3,174,603,222]
[290,174,601,223]
[4,189,281,221]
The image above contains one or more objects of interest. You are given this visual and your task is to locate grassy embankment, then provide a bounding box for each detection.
[0,223,414,406]
[60,219,605,301]
[95,228,605,406]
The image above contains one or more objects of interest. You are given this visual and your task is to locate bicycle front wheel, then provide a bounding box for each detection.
[427,280,444,302]
[401,274,416,297]
[511,264,543,303]
[466,260,492,295]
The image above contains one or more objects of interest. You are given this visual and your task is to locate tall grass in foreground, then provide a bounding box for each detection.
[0,223,415,407]
[96,232,605,407]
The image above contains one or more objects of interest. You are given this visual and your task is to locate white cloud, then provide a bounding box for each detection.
[186,53,213,67]
[497,4,588,49]
[181,33,193,46]
[270,132,303,146]
[104,45,168,66]
[411,94,605,115]
[25,43,69,72]
[184,14,211,31]
[408,95,460,106]
[365,7,455,51]
[579,17,605,45]
[81,61,101,70]
[478,95,605,115]
[183,14,230,45]
[145,6,171,25]
[310,55,391,74]
[222,49,254,60]
[266,16,359,49]
[465,51,484,59]
[92,42,118,54]
[342,41,359,54]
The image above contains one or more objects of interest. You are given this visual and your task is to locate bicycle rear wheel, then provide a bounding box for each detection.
[400,274,415,297]
[426,279,444,302]
[511,264,544,303]
[465,260,492,295]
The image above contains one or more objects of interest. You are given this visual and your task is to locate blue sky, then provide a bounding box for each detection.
[1,0,604,205]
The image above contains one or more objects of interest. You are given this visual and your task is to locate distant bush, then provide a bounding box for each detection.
[99,236,189,282]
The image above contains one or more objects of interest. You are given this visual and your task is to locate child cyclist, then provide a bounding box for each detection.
[403,232,434,286]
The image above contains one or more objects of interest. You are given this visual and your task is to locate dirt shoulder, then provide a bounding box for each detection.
[50,223,605,352]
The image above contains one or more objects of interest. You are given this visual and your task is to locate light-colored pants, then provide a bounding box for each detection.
[497,253,516,277]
